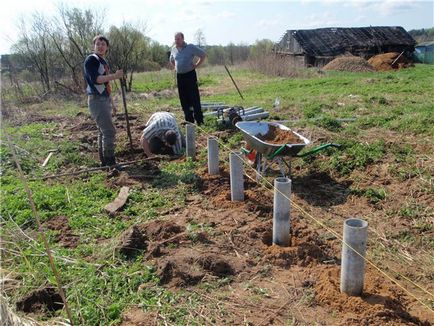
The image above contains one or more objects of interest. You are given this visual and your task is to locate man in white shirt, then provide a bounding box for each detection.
[140,112,183,157]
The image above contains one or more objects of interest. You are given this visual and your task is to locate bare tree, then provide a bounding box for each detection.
[194,29,206,48]
[12,14,56,92]
[107,22,149,91]
[55,5,105,90]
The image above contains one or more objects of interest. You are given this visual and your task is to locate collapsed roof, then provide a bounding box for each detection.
[277,26,416,57]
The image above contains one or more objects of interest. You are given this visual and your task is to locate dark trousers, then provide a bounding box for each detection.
[176,70,203,124]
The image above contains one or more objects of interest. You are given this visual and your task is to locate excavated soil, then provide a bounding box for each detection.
[120,307,159,326]
[12,109,431,325]
[44,215,79,248]
[117,225,148,257]
[257,127,304,145]
[315,266,431,326]
[368,52,414,71]
[117,167,432,325]
[141,220,185,242]
[16,287,63,314]
[323,56,375,72]
[155,250,244,287]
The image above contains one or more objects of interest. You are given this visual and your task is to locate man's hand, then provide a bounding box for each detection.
[140,134,155,158]
[114,69,124,79]
[193,55,206,69]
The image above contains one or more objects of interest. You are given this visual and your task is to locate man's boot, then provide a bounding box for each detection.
[105,156,117,166]
[104,149,118,167]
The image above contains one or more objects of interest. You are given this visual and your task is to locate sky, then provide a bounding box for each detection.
[1,0,433,54]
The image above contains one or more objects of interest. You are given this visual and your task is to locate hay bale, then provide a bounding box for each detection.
[323,56,375,72]
[368,52,413,71]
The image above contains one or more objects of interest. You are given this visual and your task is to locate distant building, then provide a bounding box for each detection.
[414,42,434,64]
[274,26,416,67]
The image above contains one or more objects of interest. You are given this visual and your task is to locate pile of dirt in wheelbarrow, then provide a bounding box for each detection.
[323,56,375,72]
[257,127,304,145]
[368,52,414,71]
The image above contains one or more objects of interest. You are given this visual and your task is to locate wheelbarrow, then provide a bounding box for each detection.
[235,121,340,179]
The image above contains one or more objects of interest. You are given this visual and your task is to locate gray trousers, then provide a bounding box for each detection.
[88,95,116,159]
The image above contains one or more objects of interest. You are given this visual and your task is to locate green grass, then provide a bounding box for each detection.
[1,63,433,325]
[0,115,204,325]
[131,68,219,92]
[350,187,387,204]
[320,139,386,175]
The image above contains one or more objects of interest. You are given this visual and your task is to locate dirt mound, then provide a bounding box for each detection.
[198,168,271,214]
[261,220,335,268]
[368,52,413,71]
[156,251,240,287]
[142,220,185,242]
[157,257,205,286]
[257,127,304,145]
[44,216,79,248]
[117,225,147,257]
[120,307,158,326]
[314,266,431,326]
[16,287,63,314]
[323,56,375,72]
[245,189,273,217]
[197,254,237,277]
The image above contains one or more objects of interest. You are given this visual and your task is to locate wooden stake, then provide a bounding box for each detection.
[391,51,405,67]
[224,65,244,100]
[120,77,134,151]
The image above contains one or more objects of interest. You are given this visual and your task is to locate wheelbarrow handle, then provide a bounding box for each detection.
[241,147,253,155]
[296,143,341,157]
[268,144,287,160]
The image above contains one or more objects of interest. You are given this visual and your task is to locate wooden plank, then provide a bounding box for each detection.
[104,186,130,215]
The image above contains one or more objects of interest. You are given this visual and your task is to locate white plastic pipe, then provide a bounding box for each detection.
[230,151,244,201]
[241,112,270,121]
[207,137,219,175]
[185,124,196,159]
[272,177,291,246]
[239,108,265,116]
[340,218,368,296]
[204,106,261,117]
[216,109,267,124]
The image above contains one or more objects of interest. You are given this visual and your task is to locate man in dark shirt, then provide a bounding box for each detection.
[170,32,207,125]
[84,35,123,166]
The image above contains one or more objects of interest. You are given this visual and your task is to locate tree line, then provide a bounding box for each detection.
[408,28,434,44]
[2,6,274,96]
[5,6,168,93]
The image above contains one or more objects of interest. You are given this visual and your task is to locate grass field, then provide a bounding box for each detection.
[1,64,433,325]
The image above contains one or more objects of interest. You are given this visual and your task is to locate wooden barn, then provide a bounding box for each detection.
[274,26,416,67]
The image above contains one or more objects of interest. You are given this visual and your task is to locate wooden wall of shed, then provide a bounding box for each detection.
[275,53,305,67]
[277,31,304,54]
